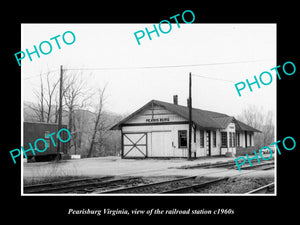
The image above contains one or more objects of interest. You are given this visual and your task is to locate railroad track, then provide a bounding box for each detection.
[24,160,275,194]
[240,161,274,170]
[160,177,229,193]
[96,176,198,194]
[95,176,230,194]
[246,182,274,194]
[93,163,275,194]
[24,176,143,193]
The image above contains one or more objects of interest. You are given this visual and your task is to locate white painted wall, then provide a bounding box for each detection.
[193,129,206,157]
[238,132,245,147]
[122,124,233,158]
[220,122,237,155]
[192,129,222,157]
[238,131,254,148]
[122,124,189,157]
[211,130,221,156]
[122,104,193,157]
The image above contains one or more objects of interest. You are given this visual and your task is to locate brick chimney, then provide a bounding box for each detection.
[173,95,178,105]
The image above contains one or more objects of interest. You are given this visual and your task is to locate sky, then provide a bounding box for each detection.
[21,23,276,117]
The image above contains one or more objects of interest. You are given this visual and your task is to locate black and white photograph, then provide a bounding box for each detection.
[4,4,298,221]
[21,23,276,195]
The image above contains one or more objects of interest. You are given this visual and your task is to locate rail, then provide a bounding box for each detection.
[246,182,275,194]
[96,176,198,194]
[160,177,229,193]
[24,176,140,193]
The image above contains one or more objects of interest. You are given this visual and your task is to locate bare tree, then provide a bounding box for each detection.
[63,71,95,154]
[44,72,59,123]
[73,111,83,154]
[261,110,275,146]
[26,72,60,123]
[236,105,275,149]
[27,73,45,122]
[238,105,265,129]
[87,86,107,158]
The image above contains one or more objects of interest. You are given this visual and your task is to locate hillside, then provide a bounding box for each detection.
[23,101,124,157]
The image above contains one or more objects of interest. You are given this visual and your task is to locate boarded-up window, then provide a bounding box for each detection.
[221,132,227,147]
[178,130,187,148]
[200,130,204,147]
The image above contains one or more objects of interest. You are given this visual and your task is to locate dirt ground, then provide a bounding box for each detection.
[23,156,275,186]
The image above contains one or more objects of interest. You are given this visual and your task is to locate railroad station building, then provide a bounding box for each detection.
[111,96,261,158]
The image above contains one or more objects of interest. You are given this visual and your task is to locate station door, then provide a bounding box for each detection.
[123,133,147,158]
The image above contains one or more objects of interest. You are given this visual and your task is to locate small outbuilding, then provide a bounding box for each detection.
[111,96,261,158]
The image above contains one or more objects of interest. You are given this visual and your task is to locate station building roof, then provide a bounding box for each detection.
[111,99,261,133]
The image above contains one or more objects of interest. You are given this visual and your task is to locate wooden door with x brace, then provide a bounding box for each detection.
[122,132,147,158]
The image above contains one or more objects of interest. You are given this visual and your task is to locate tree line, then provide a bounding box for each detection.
[236,105,275,151]
[24,70,124,158]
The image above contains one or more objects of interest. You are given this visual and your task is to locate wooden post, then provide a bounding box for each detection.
[188,72,192,160]
[121,130,124,158]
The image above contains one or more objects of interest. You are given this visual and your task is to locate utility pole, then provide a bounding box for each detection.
[188,72,192,160]
[57,65,63,158]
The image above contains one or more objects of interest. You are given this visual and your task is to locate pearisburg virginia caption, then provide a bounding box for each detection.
[68,208,234,216]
